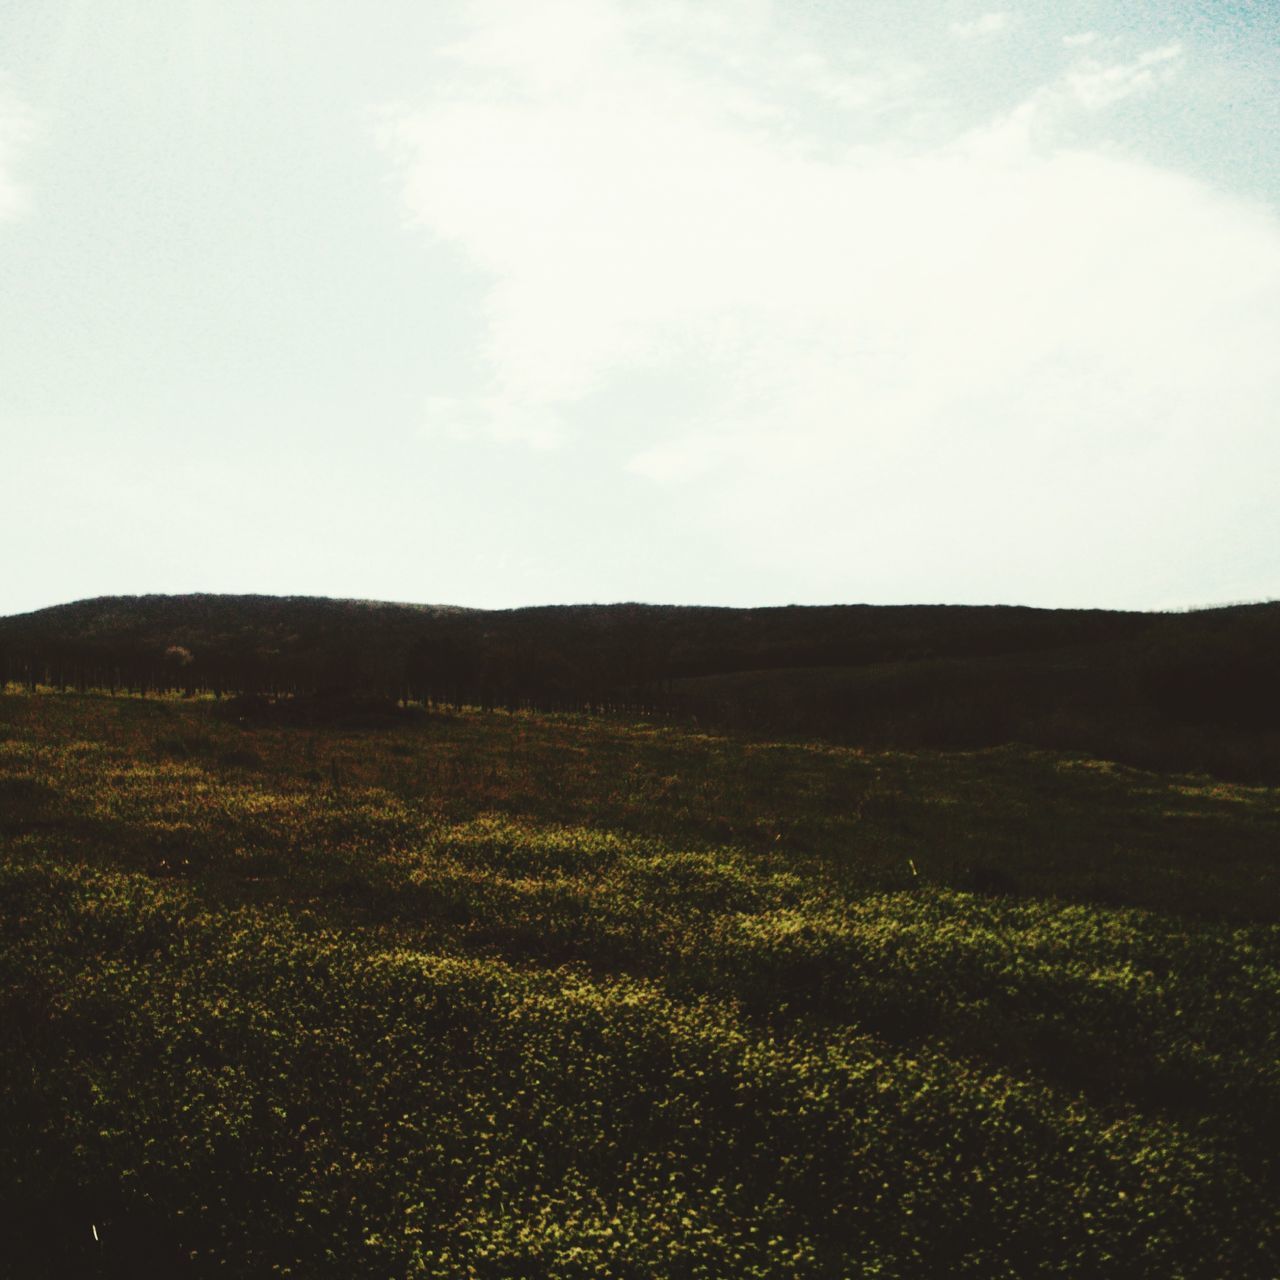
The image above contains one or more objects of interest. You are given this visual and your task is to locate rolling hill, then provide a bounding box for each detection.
[2,592,1278,778]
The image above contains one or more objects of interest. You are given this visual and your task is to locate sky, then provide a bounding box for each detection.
[1,0,1277,615]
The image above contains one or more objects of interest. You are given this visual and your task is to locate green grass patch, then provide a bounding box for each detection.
[1,690,1277,1276]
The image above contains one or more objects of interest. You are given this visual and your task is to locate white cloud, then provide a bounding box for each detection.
[383,1,1280,605]
[955,41,1185,153]
[950,12,1016,40]
[422,394,567,450]
[627,432,735,483]
[1063,31,1100,48]
[0,83,34,221]
[1064,42,1183,110]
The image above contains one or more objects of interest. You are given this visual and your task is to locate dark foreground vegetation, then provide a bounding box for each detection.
[2,593,1279,780]
[1,688,1277,1276]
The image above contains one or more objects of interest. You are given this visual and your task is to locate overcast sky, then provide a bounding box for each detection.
[1,0,1277,615]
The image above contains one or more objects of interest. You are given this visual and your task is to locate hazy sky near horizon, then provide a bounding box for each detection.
[1,0,1277,616]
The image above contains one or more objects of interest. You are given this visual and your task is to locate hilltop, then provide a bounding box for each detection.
[0,592,1152,671]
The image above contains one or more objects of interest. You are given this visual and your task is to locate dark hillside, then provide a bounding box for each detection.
[0,594,1153,675]
[2,593,1277,777]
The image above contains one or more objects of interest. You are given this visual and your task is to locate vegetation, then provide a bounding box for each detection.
[2,593,1277,779]
[2,687,1278,1276]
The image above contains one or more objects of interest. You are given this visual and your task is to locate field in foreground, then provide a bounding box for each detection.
[1,690,1278,1277]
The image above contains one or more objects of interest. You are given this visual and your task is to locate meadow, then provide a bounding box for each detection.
[1,688,1278,1276]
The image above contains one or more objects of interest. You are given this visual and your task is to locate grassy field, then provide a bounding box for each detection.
[1,689,1278,1276]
